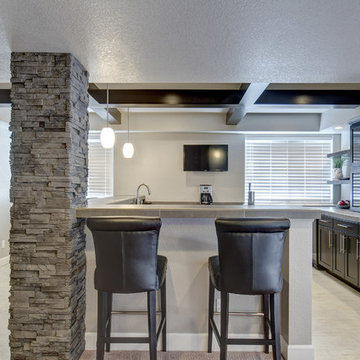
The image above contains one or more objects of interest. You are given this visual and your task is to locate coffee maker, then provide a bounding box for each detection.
[200,184,213,205]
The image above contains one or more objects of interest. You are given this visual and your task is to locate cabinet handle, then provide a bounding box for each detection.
[357,240,360,260]
[340,234,344,253]
[320,219,330,224]
[336,223,352,229]
[329,232,332,248]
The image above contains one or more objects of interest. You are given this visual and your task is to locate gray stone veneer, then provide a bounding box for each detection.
[9,53,89,360]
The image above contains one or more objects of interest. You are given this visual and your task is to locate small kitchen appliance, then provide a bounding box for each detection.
[200,184,213,205]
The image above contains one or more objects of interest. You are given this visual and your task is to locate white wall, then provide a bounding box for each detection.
[90,111,321,133]
[89,110,330,203]
[114,132,245,203]
[0,119,10,259]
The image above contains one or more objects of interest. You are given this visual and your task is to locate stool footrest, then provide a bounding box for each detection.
[111,310,161,315]
[103,336,149,344]
[214,311,264,317]
[228,338,275,346]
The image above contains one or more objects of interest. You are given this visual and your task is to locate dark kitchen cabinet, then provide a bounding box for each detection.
[332,230,345,277]
[344,234,358,286]
[318,223,333,271]
[316,215,360,291]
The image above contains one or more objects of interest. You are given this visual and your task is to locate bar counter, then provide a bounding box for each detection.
[77,197,359,360]
[77,196,321,219]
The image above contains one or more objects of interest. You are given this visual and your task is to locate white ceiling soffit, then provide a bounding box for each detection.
[1,1,360,83]
[93,83,243,90]
[88,105,334,114]
[248,105,359,114]
[90,105,349,115]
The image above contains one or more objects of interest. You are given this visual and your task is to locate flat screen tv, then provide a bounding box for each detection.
[183,145,228,171]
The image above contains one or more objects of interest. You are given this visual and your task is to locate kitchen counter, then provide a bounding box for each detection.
[78,196,360,222]
[319,207,360,222]
[77,196,321,219]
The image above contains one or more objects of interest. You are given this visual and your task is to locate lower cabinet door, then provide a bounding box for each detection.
[333,231,345,278]
[344,235,359,287]
[318,225,333,270]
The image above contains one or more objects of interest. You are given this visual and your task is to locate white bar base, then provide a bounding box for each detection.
[281,336,315,360]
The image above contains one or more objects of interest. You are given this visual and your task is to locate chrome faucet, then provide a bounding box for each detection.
[136,183,151,204]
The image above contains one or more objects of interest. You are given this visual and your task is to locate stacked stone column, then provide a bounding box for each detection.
[9,53,89,360]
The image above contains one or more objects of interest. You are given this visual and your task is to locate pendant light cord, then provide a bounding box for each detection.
[127,108,130,142]
[106,84,109,127]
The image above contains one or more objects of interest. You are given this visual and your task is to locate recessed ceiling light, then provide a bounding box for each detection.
[335,126,343,130]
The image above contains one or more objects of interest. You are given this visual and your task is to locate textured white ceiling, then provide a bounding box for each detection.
[0,0,360,83]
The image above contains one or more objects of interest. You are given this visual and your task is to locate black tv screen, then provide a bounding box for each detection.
[183,145,228,171]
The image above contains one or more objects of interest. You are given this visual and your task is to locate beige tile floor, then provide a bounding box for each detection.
[312,269,360,360]
[0,262,359,360]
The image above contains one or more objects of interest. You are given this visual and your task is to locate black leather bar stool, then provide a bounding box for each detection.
[208,218,290,360]
[87,217,167,360]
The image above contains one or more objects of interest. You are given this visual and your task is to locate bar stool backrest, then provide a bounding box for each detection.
[87,217,162,293]
[215,218,290,295]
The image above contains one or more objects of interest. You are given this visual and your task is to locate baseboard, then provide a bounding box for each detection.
[281,336,314,360]
[0,255,9,268]
[85,332,267,352]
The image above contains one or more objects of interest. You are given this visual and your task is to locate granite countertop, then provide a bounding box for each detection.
[319,207,360,222]
[77,196,324,219]
[77,196,360,221]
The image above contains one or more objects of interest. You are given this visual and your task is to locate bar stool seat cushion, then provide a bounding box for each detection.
[156,255,167,289]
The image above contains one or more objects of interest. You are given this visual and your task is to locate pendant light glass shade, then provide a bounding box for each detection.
[100,84,115,149]
[100,127,115,149]
[122,142,134,158]
[123,108,134,158]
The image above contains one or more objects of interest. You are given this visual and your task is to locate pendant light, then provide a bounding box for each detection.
[100,85,115,149]
[122,108,134,158]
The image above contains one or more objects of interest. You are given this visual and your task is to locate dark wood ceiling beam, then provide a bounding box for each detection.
[88,89,246,108]
[226,83,269,125]
[88,85,122,124]
[256,90,360,105]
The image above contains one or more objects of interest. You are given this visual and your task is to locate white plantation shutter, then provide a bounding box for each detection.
[88,132,113,198]
[245,136,332,204]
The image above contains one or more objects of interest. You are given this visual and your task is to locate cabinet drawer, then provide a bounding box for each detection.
[318,216,333,227]
[333,219,358,234]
